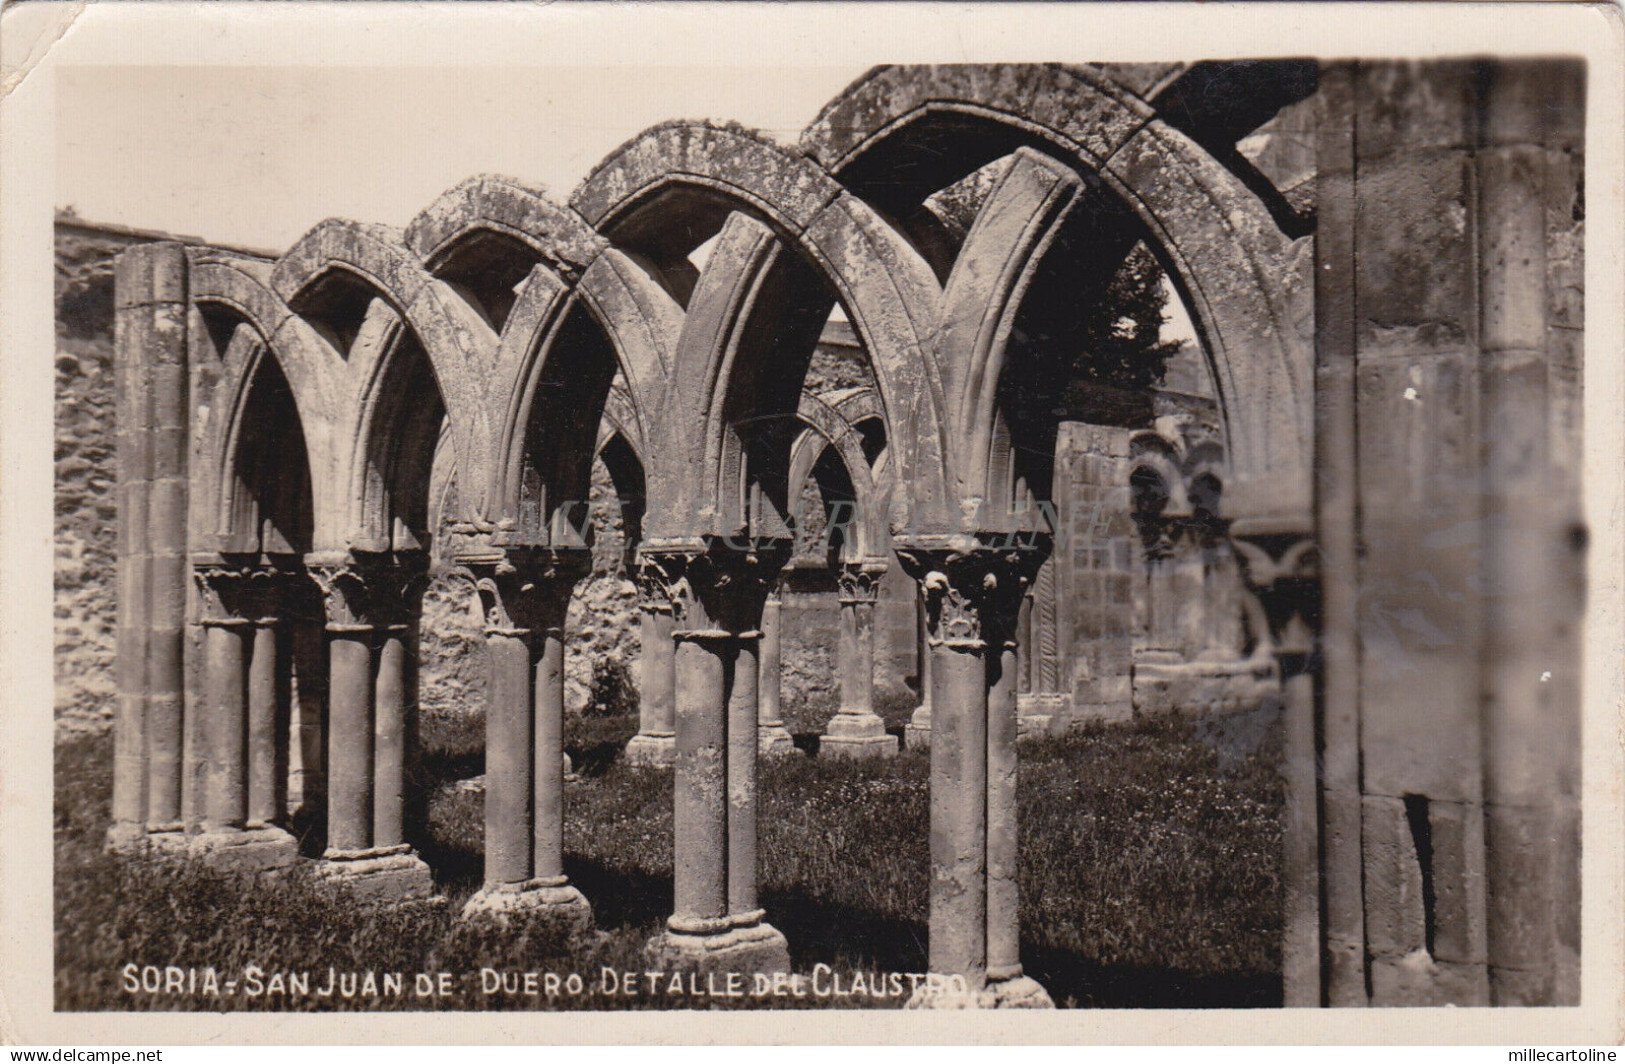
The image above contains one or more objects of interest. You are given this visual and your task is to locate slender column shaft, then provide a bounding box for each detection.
[929,640,989,986]
[638,607,676,738]
[327,632,375,853]
[246,619,282,827]
[672,636,729,923]
[202,621,249,831]
[373,628,409,849]
[986,635,1021,981]
[758,597,783,730]
[1016,593,1034,696]
[534,624,567,881]
[837,597,875,717]
[484,629,534,884]
[728,635,760,915]
[111,302,152,838]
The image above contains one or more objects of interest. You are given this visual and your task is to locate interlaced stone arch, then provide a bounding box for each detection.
[802,63,1314,531]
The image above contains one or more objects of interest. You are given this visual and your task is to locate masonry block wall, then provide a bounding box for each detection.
[1055,422,1135,722]
[1316,58,1584,1007]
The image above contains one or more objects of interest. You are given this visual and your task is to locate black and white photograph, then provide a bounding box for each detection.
[2,0,1622,1044]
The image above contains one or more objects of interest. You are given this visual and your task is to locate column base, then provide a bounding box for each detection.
[316,843,438,904]
[758,723,801,758]
[904,705,931,750]
[183,826,301,872]
[819,712,899,760]
[460,878,595,940]
[905,973,1055,1009]
[645,912,791,975]
[623,732,677,768]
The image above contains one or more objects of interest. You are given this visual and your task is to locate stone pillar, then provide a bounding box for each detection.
[755,587,798,756]
[821,561,898,759]
[187,560,298,868]
[110,243,190,848]
[624,573,677,767]
[643,543,791,973]
[905,593,933,749]
[245,572,290,830]
[898,541,1053,1009]
[310,556,435,902]
[460,550,593,935]
[1234,530,1321,1008]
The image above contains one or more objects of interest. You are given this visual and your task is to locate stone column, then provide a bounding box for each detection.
[109,243,190,848]
[755,587,798,756]
[898,541,1052,1009]
[625,570,677,767]
[310,556,435,902]
[643,543,790,974]
[188,560,298,868]
[1234,530,1321,1008]
[244,569,291,830]
[460,550,593,936]
[821,561,898,759]
[905,594,932,749]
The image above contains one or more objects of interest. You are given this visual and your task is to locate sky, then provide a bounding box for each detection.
[57,65,869,252]
[54,62,1197,345]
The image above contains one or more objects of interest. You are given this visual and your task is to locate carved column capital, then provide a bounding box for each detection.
[638,538,790,639]
[468,547,587,638]
[836,560,888,606]
[896,536,1050,652]
[1231,528,1319,667]
[193,559,256,629]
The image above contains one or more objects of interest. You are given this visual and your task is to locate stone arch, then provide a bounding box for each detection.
[571,122,953,537]
[188,254,345,553]
[405,175,607,331]
[801,64,1312,530]
[491,249,679,545]
[273,218,498,535]
[791,391,885,562]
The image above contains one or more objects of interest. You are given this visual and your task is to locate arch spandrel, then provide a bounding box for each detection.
[272,218,502,535]
[405,174,606,275]
[490,250,678,541]
[800,63,1313,531]
[569,120,954,540]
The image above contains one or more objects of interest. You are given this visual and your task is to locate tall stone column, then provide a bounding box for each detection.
[755,586,797,756]
[187,560,297,868]
[1234,529,1322,1008]
[244,569,291,831]
[310,555,435,902]
[624,569,677,767]
[899,541,1052,1009]
[460,550,593,936]
[643,543,791,973]
[109,243,190,849]
[821,561,898,759]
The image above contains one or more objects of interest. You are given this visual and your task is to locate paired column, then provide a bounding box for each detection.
[905,593,933,749]
[310,554,435,903]
[898,541,1053,1008]
[642,543,791,973]
[820,561,898,759]
[624,568,678,767]
[755,586,798,756]
[187,559,298,868]
[460,549,593,935]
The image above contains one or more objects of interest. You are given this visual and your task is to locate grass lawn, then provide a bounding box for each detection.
[55,708,1283,1010]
